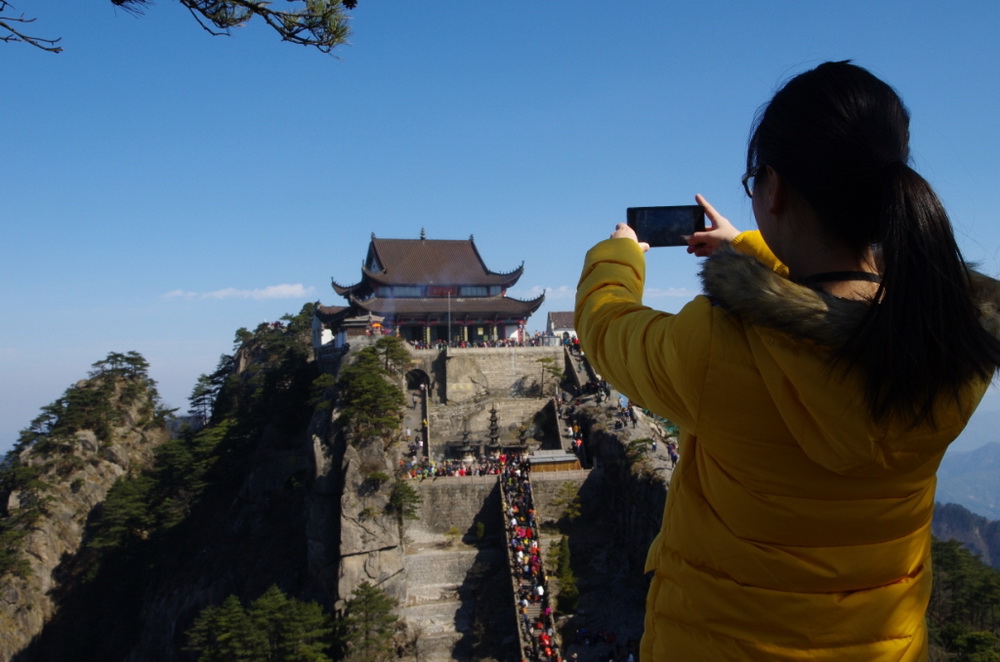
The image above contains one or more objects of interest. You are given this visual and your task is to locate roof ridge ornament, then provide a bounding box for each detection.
[420,227,426,240]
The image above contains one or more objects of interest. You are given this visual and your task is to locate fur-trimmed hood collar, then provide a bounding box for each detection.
[700,243,1000,346]
[698,243,1000,474]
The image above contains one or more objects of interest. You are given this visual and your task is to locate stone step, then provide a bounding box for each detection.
[401,601,475,634]
[404,548,480,586]
[404,582,462,606]
[412,633,466,662]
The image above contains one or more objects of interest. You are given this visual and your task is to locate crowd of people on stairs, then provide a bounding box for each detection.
[500,455,564,662]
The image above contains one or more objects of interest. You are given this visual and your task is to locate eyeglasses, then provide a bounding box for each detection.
[741,165,763,199]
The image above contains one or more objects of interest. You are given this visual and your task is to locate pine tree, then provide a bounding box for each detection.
[189,374,217,423]
[85,474,157,560]
[386,480,421,522]
[342,581,399,662]
[186,587,334,661]
[249,586,295,659]
[276,598,335,661]
[373,336,412,376]
[186,595,259,661]
[550,482,582,526]
[336,347,405,442]
[928,537,1000,659]
[555,535,579,613]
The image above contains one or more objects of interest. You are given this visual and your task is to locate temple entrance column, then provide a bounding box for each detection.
[424,324,431,345]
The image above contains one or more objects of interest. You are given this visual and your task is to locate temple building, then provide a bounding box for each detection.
[314,230,545,348]
[546,311,576,339]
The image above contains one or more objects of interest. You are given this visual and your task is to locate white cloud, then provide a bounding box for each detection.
[508,285,573,300]
[163,284,315,301]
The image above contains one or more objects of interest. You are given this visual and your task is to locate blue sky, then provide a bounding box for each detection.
[4,1,1000,456]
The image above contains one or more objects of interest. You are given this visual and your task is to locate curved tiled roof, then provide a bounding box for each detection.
[314,303,350,324]
[348,292,545,317]
[359,261,522,288]
[356,237,524,288]
[330,279,363,297]
[547,311,576,329]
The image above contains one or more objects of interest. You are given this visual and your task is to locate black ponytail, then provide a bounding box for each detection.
[841,162,1000,423]
[749,61,1000,425]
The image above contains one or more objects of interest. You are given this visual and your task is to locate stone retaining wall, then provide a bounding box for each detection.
[528,469,591,522]
[447,347,563,403]
[410,476,503,538]
[408,469,595,537]
[409,347,565,404]
[427,397,550,444]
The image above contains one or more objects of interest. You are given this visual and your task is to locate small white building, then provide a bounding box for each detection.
[546,311,576,339]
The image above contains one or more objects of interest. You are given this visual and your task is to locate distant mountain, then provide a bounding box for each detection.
[929,438,1000,569]
[938,441,1000,519]
[948,406,1000,455]
[933,502,1000,569]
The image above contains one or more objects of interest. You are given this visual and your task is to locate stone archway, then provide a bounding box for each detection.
[406,369,430,391]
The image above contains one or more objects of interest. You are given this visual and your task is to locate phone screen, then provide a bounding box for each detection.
[626,206,706,247]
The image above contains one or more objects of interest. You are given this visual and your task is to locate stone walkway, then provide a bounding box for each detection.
[401,527,505,662]
[397,349,679,661]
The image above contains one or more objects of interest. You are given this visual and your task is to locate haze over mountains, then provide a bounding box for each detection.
[939,441,1000,520]
[931,416,1000,571]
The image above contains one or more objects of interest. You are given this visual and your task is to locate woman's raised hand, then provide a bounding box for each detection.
[686,194,740,257]
[610,223,650,253]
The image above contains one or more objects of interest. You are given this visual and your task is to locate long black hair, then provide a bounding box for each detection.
[747,61,1000,424]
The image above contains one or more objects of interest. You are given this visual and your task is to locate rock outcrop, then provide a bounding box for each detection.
[933,501,1000,569]
[0,331,667,661]
[335,430,408,607]
[0,380,168,660]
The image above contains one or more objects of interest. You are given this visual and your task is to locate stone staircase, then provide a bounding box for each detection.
[500,470,564,661]
[401,541,481,660]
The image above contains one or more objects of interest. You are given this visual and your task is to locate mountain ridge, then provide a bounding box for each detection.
[938,441,1000,520]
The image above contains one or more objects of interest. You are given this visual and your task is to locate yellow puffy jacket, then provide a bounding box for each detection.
[575,232,993,661]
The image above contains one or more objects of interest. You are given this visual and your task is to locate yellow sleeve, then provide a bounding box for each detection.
[574,238,711,430]
[730,230,789,277]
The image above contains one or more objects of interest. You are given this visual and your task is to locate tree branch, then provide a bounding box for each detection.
[0,2,62,52]
[2,0,354,54]
[128,0,352,53]
[182,4,231,38]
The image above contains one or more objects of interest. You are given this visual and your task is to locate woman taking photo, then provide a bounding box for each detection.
[575,61,1000,660]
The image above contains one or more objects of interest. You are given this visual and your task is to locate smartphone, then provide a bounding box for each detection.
[626,205,706,247]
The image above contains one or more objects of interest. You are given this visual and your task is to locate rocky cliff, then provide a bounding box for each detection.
[332,415,409,609]
[0,364,170,660]
[0,318,436,661]
[0,316,333,660]
[933,501,1000,569]
[0,323,671,661]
